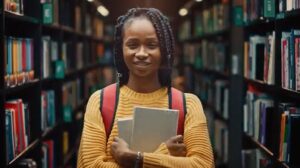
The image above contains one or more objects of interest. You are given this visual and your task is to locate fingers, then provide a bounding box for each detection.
[114,137,120,142]
[168,143,187,157]
[169,135,183,143]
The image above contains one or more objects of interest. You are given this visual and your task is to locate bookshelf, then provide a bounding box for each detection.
[180,0,300,168]
[178,0,231,167]
[1,0,115,167]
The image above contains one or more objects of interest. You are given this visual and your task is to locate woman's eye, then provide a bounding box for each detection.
[127,43,138,49]
[147,43,158,49]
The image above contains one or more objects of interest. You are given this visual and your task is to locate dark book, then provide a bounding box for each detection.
[288,114,300,166]
[256,43,265,81]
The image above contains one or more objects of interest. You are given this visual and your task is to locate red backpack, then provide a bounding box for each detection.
[100,83,187,139]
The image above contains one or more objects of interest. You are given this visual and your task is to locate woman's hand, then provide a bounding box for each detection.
[111,137,136,168]
[165,135,187,157]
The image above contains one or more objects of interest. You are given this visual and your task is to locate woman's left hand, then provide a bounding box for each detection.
[111,137,133,167]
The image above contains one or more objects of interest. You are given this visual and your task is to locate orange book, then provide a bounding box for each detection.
[279,112,287,161]
[244,42,249,78]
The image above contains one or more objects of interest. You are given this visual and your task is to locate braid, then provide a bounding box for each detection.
[113,8,175,86]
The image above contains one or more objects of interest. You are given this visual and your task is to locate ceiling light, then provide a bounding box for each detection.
[179,8,188,16]
[87,0,94,2]
[97,5,109,17]
[195,0,202,2]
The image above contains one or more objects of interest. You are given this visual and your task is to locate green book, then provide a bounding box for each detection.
[63,105,72,122]
[43,3,53,24]
[233,6,243,26]
[264,0,275,18]
[54,60,65,79]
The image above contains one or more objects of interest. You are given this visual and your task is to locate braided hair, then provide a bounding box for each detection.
[114,8,175,86]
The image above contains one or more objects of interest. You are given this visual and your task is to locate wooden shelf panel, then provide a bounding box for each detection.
[276,9,300,20]
[4,79,40,95]
[8,139,40,167]
[180,28,230,43]
[243,134,290,168]
[196,69,229,79]
[279,88,300,101]
[5,11,39,24]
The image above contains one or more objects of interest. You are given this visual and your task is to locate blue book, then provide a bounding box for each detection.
[25,39,32,71]
[47,90,56,127]
[5,110,14,162]
[7,37,13,75]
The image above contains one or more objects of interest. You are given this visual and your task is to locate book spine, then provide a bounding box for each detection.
[296,38,300,91]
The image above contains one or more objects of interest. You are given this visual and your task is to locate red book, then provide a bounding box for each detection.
[22,39,26,72]
[44,140,54,168]
[282,40,287,88]
[5,100,26,154]
[295,38,300,91]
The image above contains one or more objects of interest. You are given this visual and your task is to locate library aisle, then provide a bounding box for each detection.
[1,0,299,168]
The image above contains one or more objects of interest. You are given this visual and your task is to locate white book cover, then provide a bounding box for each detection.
[267,31,275,85]
[131,106,179,152]
[117,117,133,146]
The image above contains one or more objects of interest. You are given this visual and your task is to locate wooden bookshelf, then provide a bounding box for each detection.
[178,1,232,167]
[180,0,300,167]
[0,0,115,167]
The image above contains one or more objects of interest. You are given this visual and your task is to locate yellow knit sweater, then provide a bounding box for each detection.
[77,85,214,168]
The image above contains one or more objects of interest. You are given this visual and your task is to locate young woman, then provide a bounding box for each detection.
[77,8,214,168]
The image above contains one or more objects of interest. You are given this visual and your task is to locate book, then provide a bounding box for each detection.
[117,117,133,145]
[130,106,179,152]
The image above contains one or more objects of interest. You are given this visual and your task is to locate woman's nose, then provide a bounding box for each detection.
[135,46,149,59]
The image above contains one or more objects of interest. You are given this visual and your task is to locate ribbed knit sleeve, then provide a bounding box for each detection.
[77,90,120,168]
[142,93,214,168]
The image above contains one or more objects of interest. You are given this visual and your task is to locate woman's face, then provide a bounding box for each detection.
[122,18,161,79]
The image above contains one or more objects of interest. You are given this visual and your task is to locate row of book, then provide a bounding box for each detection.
[278,103,300,166]
[242,0,276,23]
[5,0,24,15]
[279,0,300,12]
[42,140,55,168]
[243,85,274,148]
[243,85,300,166]
[84,67,115,98]
[41,0,59,25]
[242,149,271,168]
[281,30,300,91]
[214,80,229,119]
[183,40,227,72]
[214,119,228,165]
[194,76,229,119]
[41,90,56,131]
[194,1,230,37]
[202,106,228,166]
[179,1,230,40]
[62,79,82,123]
[41,36,112,79]
[4,37,35,87]
[41,36,59,79]
[5,99,30,163]
[244,32,276,85]
[42,0,105,38]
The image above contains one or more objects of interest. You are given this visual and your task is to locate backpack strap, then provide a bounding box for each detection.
[168,87,187,135]
[100,83,119,139]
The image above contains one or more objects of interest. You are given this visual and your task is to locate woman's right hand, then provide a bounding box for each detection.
[165,135,187,157]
